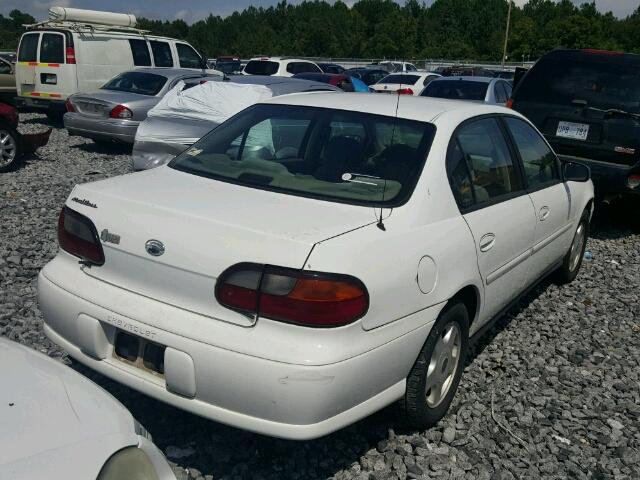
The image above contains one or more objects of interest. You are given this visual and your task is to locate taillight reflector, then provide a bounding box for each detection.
[396,88,414,95]
[65,99,75,112]
[58,206,104,266]
[109,105,133,119]
[505,98,514,109]
[216,264,368,327]
[65,47,76,64]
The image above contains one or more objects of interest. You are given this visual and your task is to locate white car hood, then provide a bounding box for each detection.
[0,339,136,478]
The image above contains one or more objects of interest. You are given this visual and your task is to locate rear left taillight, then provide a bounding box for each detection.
[109,105,133,119]
[65,99,75,112]
[58,206,104,266]
[505,98,514,109]
[216,264,369,327]
[396,88,413,95]
[627,173,640,189]
[65,47,76,64]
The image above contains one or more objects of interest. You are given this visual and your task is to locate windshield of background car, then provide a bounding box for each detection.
[421,80,488,100]
[515,55,640,112]
[378,75,420,85]
[170,104,436,206]
[102,72,167,96]
[244,61,279,75]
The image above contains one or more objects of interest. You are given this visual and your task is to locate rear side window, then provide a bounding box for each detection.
[40,33,64,63]
[422,80,489,101]
[494,82,507,103]
[286,62,321,75]
[244,61,279,75]
[0,59,11,74]
[129,39,151,66]
[505,117,560,188]
[176,43,202,69]
[149,41,173,67]
[18,33,39,63]
[379,75,420,85]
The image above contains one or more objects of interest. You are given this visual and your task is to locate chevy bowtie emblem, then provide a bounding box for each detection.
[145,239,165,257]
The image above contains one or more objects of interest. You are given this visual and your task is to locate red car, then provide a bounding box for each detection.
[0,102,50,172]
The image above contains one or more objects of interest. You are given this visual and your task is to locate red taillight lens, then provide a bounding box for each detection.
[58,206,104,266]
[65,99,75,112]
[109,105,133,119]
[396,88,413,95]
[505,98,514,109]
[627,173,640,189]
[216,264,369,327]
[65,47,76,64]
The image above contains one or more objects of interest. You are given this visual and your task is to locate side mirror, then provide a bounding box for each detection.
[563,161,590,182]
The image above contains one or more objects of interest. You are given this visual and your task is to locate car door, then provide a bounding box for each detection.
[502,116,573,280]
[447,117,536,323]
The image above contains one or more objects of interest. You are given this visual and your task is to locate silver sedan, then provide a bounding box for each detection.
[64,68,222,145]
[420,76,513,105]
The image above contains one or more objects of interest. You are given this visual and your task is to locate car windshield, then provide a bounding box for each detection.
[170,104,435,206]
[421,80,488,101]
[102,72,167,96]
[244,61,279,75]
[378,75,420,85]
[515,56,640,112]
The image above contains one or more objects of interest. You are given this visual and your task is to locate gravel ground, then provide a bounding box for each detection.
[1,113,639,480]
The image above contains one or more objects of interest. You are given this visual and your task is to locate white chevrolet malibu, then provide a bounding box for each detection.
[38,93,594,440]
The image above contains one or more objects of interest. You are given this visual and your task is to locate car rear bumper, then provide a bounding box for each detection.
[560,155,640,196]
[64,113,139,144]
[38,257,436,439]
[15,96,66,112]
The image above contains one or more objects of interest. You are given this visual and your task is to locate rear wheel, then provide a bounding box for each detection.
[555,210,589,284]
[400,302,469,430]
[0,124,22,173]
[45,111,65,124]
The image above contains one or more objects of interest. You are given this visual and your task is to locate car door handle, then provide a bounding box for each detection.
[479,233,496,252]
[539,206,550,221]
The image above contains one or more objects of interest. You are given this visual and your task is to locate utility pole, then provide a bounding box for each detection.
[502,0,512,68]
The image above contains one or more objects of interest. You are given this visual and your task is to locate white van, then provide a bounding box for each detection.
[15,7,216,120]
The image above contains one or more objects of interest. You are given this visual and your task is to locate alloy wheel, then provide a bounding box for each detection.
[0,129,17,168]
[425,321,462,408]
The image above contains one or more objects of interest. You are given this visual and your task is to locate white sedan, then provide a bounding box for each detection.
[0,338,175,479]
[369,72,441,95]
[38,93,594,440]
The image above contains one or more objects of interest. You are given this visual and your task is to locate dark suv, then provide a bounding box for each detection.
[510,49,640,198]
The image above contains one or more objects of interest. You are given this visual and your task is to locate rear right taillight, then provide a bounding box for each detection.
[505,98,514,109]
[396,88,413,95]
[65,47,76,64]
[109,105,133,119]
[58,206,104,266]
[216,263,369,327]
[65,99,75,112]
[627,173,640,189]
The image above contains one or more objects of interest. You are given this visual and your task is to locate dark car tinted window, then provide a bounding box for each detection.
[129,39,151,66]
[286,62,321,74]
[494,82,508,103]
[150,41,173,67]
[515,55,640,111]
[422,80,489,101]
[40,33,64,63]
[102,71,167,96]
[18,34,39,63]
[378,75,420,85]
[363,71,388,85]
[0,59,11,74]
[244,60,279,75]
[176,43,202,69]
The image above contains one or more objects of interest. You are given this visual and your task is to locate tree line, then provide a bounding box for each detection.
[2,0,640,62]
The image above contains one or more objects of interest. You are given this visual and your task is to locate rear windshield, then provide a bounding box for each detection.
[421,80,488,100]
[515,55,640,112]
[102,71,167,96]
[378,75,420,85]
[18,33,39,63]
[40,33,64,63]
[170,104,435,207]
[244,61,279,75]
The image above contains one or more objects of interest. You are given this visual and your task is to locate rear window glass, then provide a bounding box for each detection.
[421,80,488,101]
[129,39,151,66]
[18,33,39,63]
[244,61,279,75]
[150,41,173,67]
[40,33,64,63]
[102,71,167,96]
[515,56,640,112]
[176,43,202,69]
[170,104,435,207]
[378,75,420,85]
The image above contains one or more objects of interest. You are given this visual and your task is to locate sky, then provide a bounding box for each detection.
[1,0,639,23]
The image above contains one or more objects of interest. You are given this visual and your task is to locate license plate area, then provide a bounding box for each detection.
[113,331,166,377]
[556,121,590,141]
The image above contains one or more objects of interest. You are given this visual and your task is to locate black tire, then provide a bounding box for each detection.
[45,111,65,124]
[0,123,23,173]
[554,210,590,285]
[400,301,469,430]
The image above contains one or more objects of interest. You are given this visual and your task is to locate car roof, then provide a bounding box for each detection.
[263,92,514,123]
[432,76,496,84]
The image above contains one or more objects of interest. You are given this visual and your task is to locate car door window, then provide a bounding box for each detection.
[40,33,64,64]
[286,62,321,74]
[176,43,202,69]
[149,41,173,67]
[504,117,560,188]
[453,118,522,206]
[129,39,151,66]
[0,59,11,74]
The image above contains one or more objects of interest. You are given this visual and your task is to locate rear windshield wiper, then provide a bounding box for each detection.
[586,106,640,122]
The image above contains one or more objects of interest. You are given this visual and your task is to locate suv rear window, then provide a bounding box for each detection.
[102,71,167,96]
[18,33,39,63]
[421,80,488,101]
[378,75,420,85]
[170,104,435,207]
[40,33,64,63]
[150,41,173,67]
[515,55,640,112]
[244,61,279,75]
[129,39,151,66]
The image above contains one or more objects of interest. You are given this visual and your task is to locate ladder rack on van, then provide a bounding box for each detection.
[23,20,150,35]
